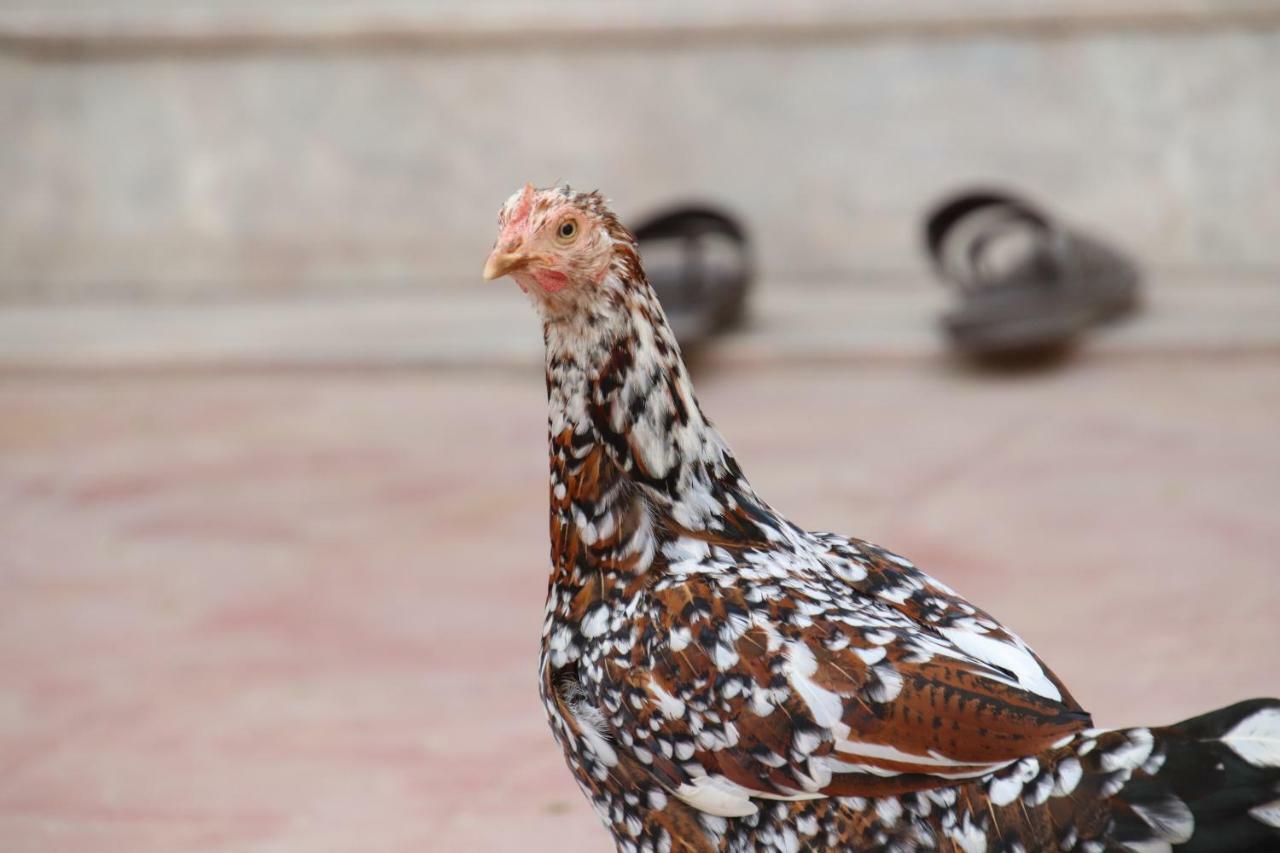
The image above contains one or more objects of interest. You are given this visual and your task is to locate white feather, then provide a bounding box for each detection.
[1102,729,1154,772]
[948,813,987,853]
[1123,842,1172,853]
[939,627,1061,702]
[1249,799,1280,828]
[1130,797,1194,843]
[987,773,1024,806]
[834,738,984,768]
[1222,706,1280,768]
[673,775,822,818]
[1054,756,1083,796]
[580,605,610,638]
[648,679,686,720]
[785,642,845,730]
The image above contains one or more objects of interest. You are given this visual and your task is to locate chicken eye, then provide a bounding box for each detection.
[556,219,578,242]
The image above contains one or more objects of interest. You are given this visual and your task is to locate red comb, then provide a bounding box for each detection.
[512,182,535,225]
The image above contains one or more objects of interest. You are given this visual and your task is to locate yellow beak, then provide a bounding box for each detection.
[483,250,531,281]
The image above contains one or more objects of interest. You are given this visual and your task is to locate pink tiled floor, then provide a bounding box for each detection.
[2,355,1278,852]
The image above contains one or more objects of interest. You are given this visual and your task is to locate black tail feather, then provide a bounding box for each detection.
[1111,698,1280,852]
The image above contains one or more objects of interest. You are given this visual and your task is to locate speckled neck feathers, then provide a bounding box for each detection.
[541,235,764,545]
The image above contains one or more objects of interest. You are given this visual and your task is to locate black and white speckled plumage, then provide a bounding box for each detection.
[484,184,1280,852]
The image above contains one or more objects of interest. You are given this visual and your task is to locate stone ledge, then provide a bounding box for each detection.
[2,277,1275,372]
[2,1,1278,59]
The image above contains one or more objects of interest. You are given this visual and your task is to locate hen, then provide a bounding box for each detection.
[483,183,1280,852]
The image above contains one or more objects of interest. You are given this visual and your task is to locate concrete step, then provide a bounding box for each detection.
[2,276,1275,371]
[4,1,1277,47]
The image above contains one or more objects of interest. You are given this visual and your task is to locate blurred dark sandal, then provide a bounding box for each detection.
[924,188,1141,359]
[632,204,753,349]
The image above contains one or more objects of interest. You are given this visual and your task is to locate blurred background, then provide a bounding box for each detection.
[2,2,1278,851]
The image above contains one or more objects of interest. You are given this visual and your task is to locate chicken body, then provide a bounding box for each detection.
[485,184,1280,852]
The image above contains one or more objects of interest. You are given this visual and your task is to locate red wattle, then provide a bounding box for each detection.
[536,270,570,293]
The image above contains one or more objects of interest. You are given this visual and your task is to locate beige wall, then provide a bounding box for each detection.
[2,2,1278,301]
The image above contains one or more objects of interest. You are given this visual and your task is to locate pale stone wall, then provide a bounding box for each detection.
[2,2,1278,301]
